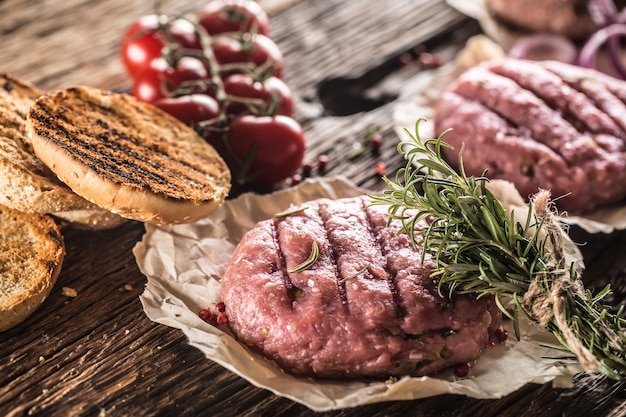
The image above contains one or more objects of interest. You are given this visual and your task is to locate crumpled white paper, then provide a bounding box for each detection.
[133,176,582,412]
[446,0,524,50]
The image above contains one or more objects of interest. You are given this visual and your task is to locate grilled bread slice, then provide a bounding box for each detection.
[0,73,126,229]
[0,203,65,332]
[26,86,232,225]
[0,73,94,213]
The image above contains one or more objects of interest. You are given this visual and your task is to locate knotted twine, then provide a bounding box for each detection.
[520,189,602,374]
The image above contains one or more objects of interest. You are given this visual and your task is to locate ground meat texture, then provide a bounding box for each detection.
[220,196,502,379]
[434,58,626,214]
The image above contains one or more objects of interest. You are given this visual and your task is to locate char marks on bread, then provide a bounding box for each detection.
[26,85,231,225]
[0,204,64,332]
[221,196,502,378]
[434,58,626,214]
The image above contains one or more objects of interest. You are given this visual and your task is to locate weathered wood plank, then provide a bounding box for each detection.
[1,0,626,416]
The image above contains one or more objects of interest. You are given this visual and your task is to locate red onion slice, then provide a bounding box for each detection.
[579,23,626,79]
[508,34,578,64]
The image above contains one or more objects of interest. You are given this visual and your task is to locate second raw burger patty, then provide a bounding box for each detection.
[434,58,626,214]
[220,196,502,379]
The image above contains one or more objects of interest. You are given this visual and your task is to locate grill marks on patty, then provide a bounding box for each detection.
[450,60,626,163]
[29,88,225,201]
[320,197,398,327]
[541,60,626,135]
[275,204,347,315]
[222,196,501,378]
[434,58,626,213]
[273,196,444,333]
[492,60,626,148]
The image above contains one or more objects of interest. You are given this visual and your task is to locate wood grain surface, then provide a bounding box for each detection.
[2,0,626,416]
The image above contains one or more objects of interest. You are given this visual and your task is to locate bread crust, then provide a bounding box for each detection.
[26,86,231,225]
[51,208,127,230]
[0,73,100,215]
[0,204,65,332]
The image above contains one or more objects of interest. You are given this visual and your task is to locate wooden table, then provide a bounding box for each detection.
[2,0,626,415]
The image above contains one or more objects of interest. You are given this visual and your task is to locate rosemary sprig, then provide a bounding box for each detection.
[370,118,626,380]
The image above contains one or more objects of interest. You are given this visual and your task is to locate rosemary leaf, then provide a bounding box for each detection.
[274,206,308,218]
[339,263,370,284]
[288,241,319,273]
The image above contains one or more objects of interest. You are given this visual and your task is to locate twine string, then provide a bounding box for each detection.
[521,189,600,373]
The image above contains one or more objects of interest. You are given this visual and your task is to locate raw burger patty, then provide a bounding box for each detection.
[220,196,502,379]
[434,58,626,214]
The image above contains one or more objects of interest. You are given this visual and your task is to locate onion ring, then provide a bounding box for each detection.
[579,23,626,79]
[508,33,578,64]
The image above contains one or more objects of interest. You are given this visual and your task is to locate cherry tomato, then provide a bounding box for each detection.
[153,94,220,126]
[121,23,164,79]
[198,0,270,36]
[223,73,294,116]
[212,33,284,78]
[131,56,210,104]
[121,14,200,79]
[227,115,305,184]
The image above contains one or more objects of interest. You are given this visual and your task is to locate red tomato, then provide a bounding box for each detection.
[223,73,294,116]
[121,15,200,79]
[153,94,220,126]
[131,56,210,104]
[228,115,305,184]
[212,33,284,78]
[121,28,163,79]
[197,0,270,36]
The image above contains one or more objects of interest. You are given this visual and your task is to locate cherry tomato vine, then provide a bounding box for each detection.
[120,0,305,186]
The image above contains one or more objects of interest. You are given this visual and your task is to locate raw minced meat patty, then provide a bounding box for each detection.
[220,195,502,379]
[434,58,626,214]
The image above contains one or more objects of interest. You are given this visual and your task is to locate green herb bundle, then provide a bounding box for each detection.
[371,119,626,380]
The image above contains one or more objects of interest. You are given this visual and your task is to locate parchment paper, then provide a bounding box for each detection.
[446,0,525,50]
[134,176,581,412]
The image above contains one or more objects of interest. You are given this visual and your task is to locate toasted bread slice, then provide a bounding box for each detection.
[0,203,65,332]
[0,73,127,229]
[0,73,94,212]
[26,86,231,225]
